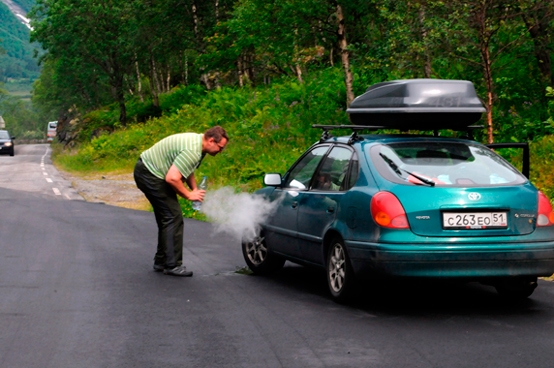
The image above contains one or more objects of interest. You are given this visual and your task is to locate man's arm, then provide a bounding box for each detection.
[165,165,205,201]
[185,172,197,191]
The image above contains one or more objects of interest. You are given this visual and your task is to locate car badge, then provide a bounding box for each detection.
[468,192,481,201]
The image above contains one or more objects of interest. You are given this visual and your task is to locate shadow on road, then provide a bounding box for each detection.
[255,263,541,316]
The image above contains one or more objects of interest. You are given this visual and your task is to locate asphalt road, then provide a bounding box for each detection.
[1,144,554,368]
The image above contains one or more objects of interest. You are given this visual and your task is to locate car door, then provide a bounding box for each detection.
[297,145,357,264]
[265,145,330,258]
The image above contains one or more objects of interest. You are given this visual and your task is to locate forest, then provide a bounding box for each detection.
[25,0,554,143]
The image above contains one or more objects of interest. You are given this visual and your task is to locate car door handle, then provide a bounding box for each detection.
[291,201,298,208]
[327,206,335,213]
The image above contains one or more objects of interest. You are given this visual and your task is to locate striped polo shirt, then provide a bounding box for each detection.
[140,133,204,180]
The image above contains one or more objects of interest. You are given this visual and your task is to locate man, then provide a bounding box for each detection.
[134,126,228,277]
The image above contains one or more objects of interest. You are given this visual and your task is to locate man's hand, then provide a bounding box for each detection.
[165,165,205,201]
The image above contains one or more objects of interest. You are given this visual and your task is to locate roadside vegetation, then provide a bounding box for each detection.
[51,69,554,217]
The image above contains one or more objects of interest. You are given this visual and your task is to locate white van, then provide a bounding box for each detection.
[46,121,57,142]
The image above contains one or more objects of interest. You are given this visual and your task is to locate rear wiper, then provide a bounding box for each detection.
[379,153,435,187]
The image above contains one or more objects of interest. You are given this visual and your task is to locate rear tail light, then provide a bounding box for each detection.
[537,191,554,227]
[371,191,409,229]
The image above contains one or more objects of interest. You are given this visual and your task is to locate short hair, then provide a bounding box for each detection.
[204,126,228,143]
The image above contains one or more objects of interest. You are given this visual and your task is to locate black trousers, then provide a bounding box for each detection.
[134,159,183,268]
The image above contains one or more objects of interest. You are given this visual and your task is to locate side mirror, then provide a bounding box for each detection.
[264,173,282,187]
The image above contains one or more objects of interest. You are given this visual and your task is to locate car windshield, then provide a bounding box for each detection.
[0,131,9,139]
[370,141,527,187]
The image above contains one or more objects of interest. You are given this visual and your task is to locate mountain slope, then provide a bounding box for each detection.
[0,0,39,80]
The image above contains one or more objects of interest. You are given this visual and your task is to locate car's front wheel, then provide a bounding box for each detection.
[494,277,537,299]
[242,234,285,275]
[326,237,356,303]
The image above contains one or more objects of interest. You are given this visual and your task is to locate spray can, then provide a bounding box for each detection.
[192,176,207,211]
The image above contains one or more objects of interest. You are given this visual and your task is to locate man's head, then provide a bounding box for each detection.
[202,126,229,156]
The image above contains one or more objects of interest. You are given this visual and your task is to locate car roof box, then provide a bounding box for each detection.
[346,79,486,129]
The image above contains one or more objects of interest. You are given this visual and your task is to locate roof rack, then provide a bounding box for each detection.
[312,124,484,144]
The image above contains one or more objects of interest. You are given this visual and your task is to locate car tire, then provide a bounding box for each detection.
[242,234,285,275]
[494,277,537,299]
[10,150,14,156]
[326,237,356,303]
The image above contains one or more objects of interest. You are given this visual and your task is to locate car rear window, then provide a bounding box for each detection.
[369,141,527,187]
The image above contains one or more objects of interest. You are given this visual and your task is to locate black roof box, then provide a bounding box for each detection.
[346,79,486,129]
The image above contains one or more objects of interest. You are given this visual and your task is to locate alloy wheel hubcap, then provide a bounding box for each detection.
[247,237,267,265]
[329,244,345,292]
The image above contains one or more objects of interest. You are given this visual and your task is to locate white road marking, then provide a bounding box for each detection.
[46,178,53,183]
[52,188,61,195]
[43,172,48,175]
[41,146,49,162]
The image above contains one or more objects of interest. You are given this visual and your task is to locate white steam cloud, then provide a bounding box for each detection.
[201,187,280,242]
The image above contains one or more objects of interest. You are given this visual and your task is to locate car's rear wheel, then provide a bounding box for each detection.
[326,237,356,303]
[242,234,285,275]
[494,277,537,299]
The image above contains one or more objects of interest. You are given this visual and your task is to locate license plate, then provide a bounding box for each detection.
[442,212,508,229]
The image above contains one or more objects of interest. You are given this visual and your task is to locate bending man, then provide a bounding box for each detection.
[134,126,228,277]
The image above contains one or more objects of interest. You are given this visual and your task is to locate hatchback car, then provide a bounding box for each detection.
[0,130,15,156]
[242,79,554,302]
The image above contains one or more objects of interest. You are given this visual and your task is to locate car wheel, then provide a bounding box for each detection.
[10,150,14,156]
[242,234,285,275]
[494,277,537,299]
[326,237,356,303]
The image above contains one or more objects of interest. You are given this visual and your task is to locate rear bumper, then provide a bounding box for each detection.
[346,240,554,279]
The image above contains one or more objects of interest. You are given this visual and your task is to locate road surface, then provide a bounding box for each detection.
[1,144,554,367]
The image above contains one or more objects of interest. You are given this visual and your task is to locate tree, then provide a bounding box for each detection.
[30,0,137,126]
[518,0,554,87]
[443,1,530,143]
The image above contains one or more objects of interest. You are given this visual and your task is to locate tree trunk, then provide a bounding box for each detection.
[118,95,127,127]
[336,4,354,106]
[113,77,127,127]
[237,57,244,87]
[481,37,494,143]
[473,2,495,144]
[522,12,553,87]
[418,6,432,78]
[295,64,303,83]
[183,51,188,86]
[135,60,144,102]
[149,56,160,107]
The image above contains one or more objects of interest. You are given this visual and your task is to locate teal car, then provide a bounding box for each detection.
[242,79,554,302]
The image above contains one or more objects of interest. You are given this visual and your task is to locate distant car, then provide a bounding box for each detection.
[0,130,15,156]
[242,79,554,302]
[47,121,58,142]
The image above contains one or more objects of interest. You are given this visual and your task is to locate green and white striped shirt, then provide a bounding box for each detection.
[140,133,204,180]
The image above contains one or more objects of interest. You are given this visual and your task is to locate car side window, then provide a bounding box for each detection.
[312,146,354,191]
[284,146,329,190]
